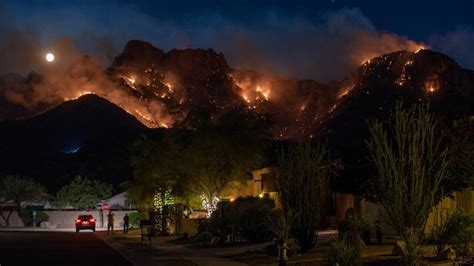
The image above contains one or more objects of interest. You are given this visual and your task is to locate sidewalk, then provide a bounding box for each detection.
[98,230,251,266]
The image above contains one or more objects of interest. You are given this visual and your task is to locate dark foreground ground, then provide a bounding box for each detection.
[0,231,132,266]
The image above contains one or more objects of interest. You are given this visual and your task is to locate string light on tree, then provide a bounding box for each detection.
[153,184,175,235]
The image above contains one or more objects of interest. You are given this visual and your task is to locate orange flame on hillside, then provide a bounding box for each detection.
[229,73,272,104]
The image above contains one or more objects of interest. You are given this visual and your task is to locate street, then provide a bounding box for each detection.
[0,231,132,266]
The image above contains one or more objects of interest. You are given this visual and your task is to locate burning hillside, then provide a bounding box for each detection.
[1,40,472,139]
[318,49,474,157]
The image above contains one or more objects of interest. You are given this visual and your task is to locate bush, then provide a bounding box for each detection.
[128,212,147,228]
[337,208,369,254]
[195,231,213,242]
[447,210,474,256]
[344,208,370,233]
[430,209,474,257]
[400,228,425,265]
[196,218,210,234]
[326,238,361,266]
[18,209,49,227]
[208,196,275,243]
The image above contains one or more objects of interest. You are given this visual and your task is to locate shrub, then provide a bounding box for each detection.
[264,210,296,243]
[195,231,213,242]
[430,209,474,257]
[400,228,425,265]
[337,208,369,255]
[18,209,49,227]
[448,210,474,256]
[326,238,361,266]
[129,212,147,228]
[344,208,370,233]
[430,211,453,258]
[208,196,275,243]
[196,218,210,234]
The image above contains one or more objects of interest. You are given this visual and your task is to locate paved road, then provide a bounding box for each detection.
[0,231,132,266]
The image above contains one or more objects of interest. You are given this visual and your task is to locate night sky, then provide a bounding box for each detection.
[1,0,474,81]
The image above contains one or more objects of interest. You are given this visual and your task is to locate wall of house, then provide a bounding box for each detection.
[354,188,474,234]
[425,196,457,233]
[221,180,254,200]
[334,193,354,222]
[0,211,24,227]
[457,189,474,213]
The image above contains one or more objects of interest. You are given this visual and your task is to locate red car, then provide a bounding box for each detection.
[75,214,96,232]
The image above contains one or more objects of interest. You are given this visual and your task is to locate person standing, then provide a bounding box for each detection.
[107,211,115,234]
[123,213,130,234]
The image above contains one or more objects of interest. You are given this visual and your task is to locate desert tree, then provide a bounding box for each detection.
[55,176,112,211]
[128,106,271,217]
[443,117,474,192]
[276,141,330,252]
[0,176,45,227]
[366,102,449,264]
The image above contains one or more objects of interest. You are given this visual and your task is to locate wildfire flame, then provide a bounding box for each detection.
[337,87,351,99]
[126,76,136,85]
[163,81,173,92]
[424,76,439,94]
[229,73,272,104]
[64,91,94,101]
[255,84,270,100]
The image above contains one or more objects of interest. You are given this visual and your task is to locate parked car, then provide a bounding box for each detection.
[75,214,96,232]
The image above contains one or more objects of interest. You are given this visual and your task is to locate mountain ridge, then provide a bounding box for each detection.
[0,41,473,191]
[0,93,147,191]
[1,41,473,139]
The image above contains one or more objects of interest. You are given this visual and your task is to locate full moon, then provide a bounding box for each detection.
[45,53,55,62]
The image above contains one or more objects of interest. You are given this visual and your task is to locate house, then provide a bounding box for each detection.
[220,167,349,227]
[221,167,474,231]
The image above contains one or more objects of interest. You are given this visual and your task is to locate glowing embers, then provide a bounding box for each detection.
[300,103,307,111]
[424,79,439,94]
[396,60,414,86]
[163,81,174,92]
[337,84,354,99]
